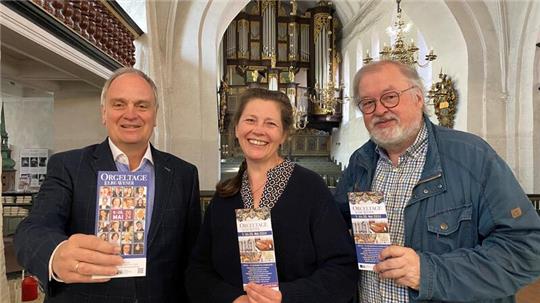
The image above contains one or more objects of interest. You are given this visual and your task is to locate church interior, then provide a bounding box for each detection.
[1,0,539,302]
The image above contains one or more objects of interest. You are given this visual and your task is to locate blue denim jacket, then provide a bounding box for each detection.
[335,116,540,302]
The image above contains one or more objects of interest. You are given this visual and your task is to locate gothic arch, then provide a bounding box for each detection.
[445,0,540,192]
[143,1,249,189]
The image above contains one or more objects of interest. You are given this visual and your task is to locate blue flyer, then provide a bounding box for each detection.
[235,208,279,290]
[94,171,149,278]
[348,192,391,271]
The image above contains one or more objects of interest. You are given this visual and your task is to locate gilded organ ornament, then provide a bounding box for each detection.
[313,13,331,42]
[428,71,458,128]
[218,77,230,133]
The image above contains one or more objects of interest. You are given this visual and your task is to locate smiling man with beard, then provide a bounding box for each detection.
[334,60,540,302]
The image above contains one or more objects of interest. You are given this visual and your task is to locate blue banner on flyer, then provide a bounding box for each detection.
[241,263,279,288]
[238,230,273,237]
[236,208,279,290]
[94,171,149,278]
[356,244,389,270]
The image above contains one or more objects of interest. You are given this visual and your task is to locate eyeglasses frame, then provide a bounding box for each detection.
[356,86,417,114]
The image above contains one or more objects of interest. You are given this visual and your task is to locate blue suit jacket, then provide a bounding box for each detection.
[14,139,201,303]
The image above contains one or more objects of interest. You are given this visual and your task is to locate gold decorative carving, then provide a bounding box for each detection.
[218,77,230,133]
[428,71,458,128]
[290,0,297,16]
[261,0,275,12]
[313,13,330,42]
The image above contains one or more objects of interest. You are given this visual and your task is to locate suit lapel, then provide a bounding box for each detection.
[91,139,117,174]
[86,139,116,233]
[146,147,173,248]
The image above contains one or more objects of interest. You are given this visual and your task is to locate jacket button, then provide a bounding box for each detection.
[440,223,448,230]
[423,189,429,194]
[438,184,443,188]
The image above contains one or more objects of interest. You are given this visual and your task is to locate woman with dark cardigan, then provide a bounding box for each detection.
[186,88,357,303]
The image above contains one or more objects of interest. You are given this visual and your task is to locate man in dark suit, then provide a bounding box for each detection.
[14,68,201,302]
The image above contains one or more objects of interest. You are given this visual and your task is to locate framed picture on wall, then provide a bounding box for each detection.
[19,148,48,190]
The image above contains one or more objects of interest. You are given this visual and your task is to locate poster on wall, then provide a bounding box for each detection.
[19,148,48,190]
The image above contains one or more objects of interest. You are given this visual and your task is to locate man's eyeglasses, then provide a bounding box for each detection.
[356,86,417,114]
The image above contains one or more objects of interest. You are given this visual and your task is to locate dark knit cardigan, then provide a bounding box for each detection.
[186,165,358,303]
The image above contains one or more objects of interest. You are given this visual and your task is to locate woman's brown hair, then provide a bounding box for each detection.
[216,88,293,198]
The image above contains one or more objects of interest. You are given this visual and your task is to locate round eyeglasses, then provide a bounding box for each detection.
[356,86,417,114]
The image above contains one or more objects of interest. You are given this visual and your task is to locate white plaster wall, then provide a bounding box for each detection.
[534,44,540,192]
[331,48,370,170]
[447,0,540,192]
[53,90,106,152]
[403,1,468,132]
[507,1,540,193]
[332,0,468,168]
[116,0,147,33]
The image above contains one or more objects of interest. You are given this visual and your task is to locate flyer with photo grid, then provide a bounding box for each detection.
[348,192,391,271]
[235,208,279,290]
[94,171,149,278]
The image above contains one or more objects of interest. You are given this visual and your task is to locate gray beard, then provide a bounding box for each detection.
[370,118,423,152]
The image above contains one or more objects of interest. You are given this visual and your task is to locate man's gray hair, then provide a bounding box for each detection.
[352,60,425,102]
[100,67,159,108]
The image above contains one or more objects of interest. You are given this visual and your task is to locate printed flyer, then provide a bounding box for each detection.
[19,148,48,190]
[348,192,391,270]
[94,171,149,278]
[235,208,279,290]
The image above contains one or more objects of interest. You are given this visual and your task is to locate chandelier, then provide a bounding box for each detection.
[309,77,344,115]
[292,107,308,130]
[364,0,437,67]
[285,69,308,130]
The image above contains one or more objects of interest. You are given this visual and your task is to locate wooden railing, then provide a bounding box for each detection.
[3,0,143,70]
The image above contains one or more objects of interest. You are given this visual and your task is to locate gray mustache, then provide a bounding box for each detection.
[371,114,399,125]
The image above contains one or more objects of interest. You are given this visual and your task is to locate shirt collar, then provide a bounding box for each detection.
[108,138,154,171]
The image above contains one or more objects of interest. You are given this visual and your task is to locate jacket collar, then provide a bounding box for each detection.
[91,139,117,173]
[352,115,444,183]
[146,144,174,249]
[419,115,443,181]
